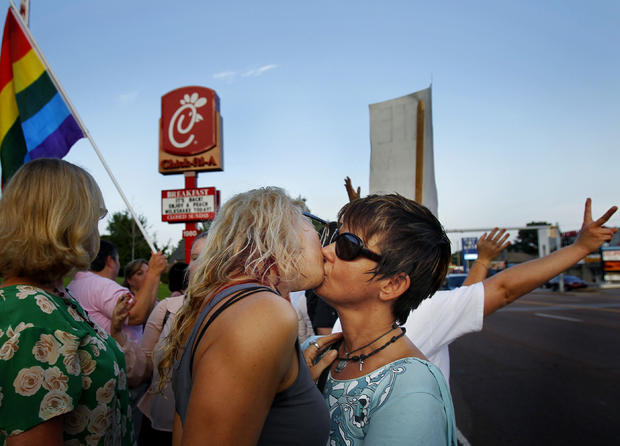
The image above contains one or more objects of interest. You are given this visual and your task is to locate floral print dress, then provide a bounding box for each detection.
[0,285,135,445]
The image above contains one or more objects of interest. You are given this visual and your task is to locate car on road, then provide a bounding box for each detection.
[545,275,589,291]
[440,273,468,290]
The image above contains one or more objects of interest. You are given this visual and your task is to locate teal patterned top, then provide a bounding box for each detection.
[0,285,135,445]
[323,357,456,445]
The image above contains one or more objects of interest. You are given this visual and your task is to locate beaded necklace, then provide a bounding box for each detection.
[335,326,407,373]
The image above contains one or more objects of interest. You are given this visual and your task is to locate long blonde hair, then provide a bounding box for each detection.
[159,187,306,378]
[0,158,104,283]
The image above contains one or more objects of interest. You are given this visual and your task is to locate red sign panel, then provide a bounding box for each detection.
[161,187,217,222]
[161,86,217,156]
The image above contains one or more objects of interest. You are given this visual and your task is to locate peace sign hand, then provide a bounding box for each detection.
[574,198,618,254]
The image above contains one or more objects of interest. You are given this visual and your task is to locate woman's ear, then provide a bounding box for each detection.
[378,273,410,302]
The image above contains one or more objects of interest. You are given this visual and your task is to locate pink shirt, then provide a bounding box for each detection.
[69,271,143,342]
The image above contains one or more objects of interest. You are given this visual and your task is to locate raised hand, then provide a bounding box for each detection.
[574,198,618,254]
[148,251,168,276]
[344,176,361,202]
[477,228,511,264]
[111,293,134,345]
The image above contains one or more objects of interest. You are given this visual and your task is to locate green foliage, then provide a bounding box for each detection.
[508,221,550,255]
[113,276,172,301]
[101,211,171,276]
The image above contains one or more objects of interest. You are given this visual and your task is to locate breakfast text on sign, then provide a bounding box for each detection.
[161,187,216,222]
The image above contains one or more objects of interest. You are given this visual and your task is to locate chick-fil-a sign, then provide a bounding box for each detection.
[159,86,223,174]
[161,86,217,156]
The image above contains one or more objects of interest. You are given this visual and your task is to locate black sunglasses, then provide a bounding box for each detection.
[302,211,336,247]
[335,232,382,262]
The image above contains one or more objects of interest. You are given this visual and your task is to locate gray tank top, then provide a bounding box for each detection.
[172,283,330,445]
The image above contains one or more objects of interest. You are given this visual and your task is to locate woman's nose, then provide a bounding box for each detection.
[322,242,336,261]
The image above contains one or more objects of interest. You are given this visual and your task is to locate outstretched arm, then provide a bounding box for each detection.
[463,228,511,286]
[128,251,167,325]
[344,176,361,202]
[482,199,617,316]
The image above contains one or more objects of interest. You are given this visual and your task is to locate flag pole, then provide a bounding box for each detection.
[415,99,425,204]
[7,1,156,252]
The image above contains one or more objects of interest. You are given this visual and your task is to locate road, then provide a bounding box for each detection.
[449,287,620,446]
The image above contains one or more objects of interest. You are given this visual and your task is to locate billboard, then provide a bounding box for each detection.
[369,86,438,216]
[601,247,620,282]
[159,86,223,174]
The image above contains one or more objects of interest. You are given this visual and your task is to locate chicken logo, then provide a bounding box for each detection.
[161,86,218,156]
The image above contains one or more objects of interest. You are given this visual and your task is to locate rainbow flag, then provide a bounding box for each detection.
[0,7,83,186]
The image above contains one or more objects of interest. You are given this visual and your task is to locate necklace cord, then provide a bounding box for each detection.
[343,322,398,356]
[337,326,407,363]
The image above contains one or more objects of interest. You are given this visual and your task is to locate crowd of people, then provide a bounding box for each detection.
[0,158,616,445]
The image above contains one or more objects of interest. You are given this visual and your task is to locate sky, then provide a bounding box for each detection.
[8,0,620,252]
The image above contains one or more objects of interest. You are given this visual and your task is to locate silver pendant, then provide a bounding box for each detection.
[359,360,364,372]
[335,359,348,373]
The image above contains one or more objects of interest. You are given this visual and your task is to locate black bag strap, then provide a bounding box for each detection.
[189,285,277,372]
[162,309,171,329]
[316,339,342,393]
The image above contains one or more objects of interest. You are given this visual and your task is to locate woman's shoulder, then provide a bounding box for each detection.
[218,288,297,325]
[161,294,185,313]
[1,285,82,329]
[148,295,184,324]
[196,288,298,357]
[379,357,447,392]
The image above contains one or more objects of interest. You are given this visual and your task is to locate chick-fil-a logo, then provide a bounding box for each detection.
[169,93,206,148]
[161,86,218,156]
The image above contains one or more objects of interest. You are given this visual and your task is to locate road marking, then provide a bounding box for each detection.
[457,427,472,446]
[568,306,620,314]
[506,302,620,313]
[517,300,556,306]
[534,313,582,322]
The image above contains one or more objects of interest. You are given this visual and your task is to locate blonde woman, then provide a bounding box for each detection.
[0,159,134,445]
[160,187,331,445]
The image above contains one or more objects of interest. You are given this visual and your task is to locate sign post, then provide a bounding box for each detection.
[159,86,223,263]
[461,237,479,273]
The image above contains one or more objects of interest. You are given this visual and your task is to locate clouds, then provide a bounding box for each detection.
[212,64,278,82]
[242,64,278,77]
[116,90,140,105]
[212,71,236,80]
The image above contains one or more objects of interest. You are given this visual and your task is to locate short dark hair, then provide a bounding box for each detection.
[90,240,118,272]
[338,194,451,324]
[168,262,188,293]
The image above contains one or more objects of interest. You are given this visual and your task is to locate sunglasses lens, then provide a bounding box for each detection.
[335,233,362,260]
